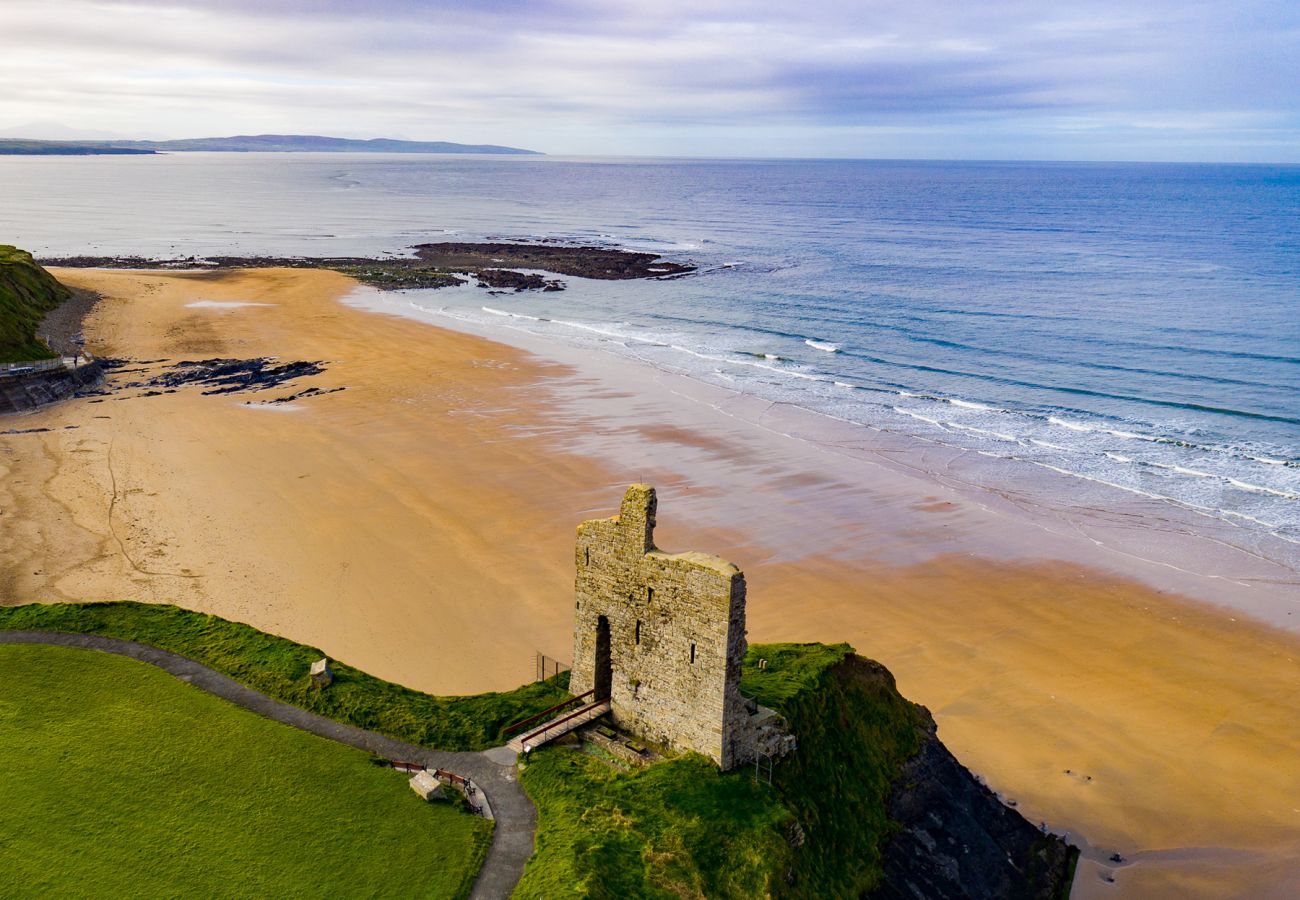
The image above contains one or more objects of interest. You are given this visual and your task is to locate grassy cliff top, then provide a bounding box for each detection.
[0,603,1068,897]
[0,642,489,897]
[515,641,928,898]
[0,602,919,896]
[0,601,571,751]
[0,244,71,362]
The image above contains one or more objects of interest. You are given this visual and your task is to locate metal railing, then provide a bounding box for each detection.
[0,355,95,379]
[516,698,611,750]
[502,689,594,738]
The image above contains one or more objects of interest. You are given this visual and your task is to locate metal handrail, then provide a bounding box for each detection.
[519,698,610,748]
[0,359,63,375]
[0,355,95,378]
[502,689,594,737]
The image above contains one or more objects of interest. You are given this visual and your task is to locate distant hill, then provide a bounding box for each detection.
[0,140,154,156]
[0,134,540,155]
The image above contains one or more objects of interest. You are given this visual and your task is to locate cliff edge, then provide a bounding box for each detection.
[744,643,1077,898]
[869,721,1077,899]
[518,642,1077,898]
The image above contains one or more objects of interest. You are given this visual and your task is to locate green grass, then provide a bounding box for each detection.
[0,607,932,896]
[740,641,854,706]
[0,601,571,752]
[516,642,928,898]
[0,643,490,898]
[0,244,69,362]
[515,751,792,899]
[744,644,927,898]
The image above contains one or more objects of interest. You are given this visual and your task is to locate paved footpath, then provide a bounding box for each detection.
[0,630,532,900]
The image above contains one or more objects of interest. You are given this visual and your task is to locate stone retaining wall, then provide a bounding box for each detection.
[0,361,103,414]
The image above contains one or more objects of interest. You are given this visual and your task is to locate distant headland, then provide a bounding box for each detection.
[0,134,541,155]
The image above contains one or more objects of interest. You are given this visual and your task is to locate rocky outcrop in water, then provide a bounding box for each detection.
[39,241,695,293]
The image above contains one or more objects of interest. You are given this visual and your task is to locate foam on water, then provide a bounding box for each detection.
[805,339,841,353]
[425,296,1300,557]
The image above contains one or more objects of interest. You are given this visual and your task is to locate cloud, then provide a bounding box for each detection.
[0,0,1296,159]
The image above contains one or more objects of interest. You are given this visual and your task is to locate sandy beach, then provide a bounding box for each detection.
[2,267,1297,898]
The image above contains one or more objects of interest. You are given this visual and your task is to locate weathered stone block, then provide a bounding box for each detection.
[310,657,333,687]
[409,770,444,801]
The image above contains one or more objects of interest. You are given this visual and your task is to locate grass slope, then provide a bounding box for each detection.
[516,642,927,898]
[0,244,72,362]
[516,752,791,899]
[0,643,490,898]
[0,602,571,751]
[0,244,70,362]
[745,644,927,897]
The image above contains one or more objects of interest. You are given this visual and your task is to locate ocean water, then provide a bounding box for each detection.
[2,153,1297,563]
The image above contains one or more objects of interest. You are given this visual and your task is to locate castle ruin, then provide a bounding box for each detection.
[569,484,794,770]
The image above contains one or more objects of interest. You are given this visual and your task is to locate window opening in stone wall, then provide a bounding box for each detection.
[648,586,654,603]
[635,619,642,645]
[594,615,612,700]
[585,547,590,566]
[690,643,696,664]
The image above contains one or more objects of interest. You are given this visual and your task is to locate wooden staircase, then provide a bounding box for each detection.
[507,699,611,753]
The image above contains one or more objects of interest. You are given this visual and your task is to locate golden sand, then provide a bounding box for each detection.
[2,267,1296,897]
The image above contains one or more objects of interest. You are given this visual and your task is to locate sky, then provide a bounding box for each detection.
[1,0,1297,161]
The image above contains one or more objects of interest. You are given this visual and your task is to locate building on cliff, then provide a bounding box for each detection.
[569,484,795,770]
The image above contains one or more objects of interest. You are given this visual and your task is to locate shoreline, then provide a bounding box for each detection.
[347,285,1300,633]
[3,267,1298,897]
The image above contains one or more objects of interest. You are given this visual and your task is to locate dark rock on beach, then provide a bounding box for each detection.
[69,356,334,407]
[137,358,327,395]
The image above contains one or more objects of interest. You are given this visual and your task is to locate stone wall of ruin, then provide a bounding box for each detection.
[569,484,754,769]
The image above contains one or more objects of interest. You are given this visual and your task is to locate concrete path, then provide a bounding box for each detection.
[0,630,532,900]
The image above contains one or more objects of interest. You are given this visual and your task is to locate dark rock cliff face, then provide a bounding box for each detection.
[868,720,1077,900]
[745,645,1075,899]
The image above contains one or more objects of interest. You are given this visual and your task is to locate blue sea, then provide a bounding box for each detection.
[2,153,1297,561]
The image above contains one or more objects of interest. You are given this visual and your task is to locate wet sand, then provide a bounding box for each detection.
[2,268,1297,897]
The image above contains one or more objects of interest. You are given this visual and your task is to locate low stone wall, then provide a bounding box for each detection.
[0,361,103,414]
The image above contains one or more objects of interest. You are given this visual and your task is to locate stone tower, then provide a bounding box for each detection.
[570,484,791,769]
